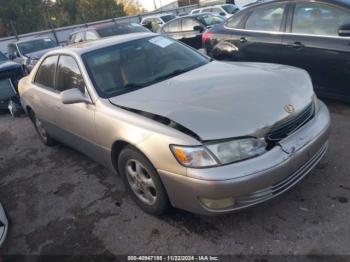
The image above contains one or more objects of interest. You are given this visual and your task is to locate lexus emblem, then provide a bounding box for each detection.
[284,104,295,114]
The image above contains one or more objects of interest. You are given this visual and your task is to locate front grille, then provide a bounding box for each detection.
[266,103,315,142]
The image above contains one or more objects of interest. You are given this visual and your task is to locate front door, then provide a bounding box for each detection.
[53,55,103,162]
[180,18,203,49]
[281,1,350,100]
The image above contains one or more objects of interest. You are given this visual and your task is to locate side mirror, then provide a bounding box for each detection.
[60,88,91,104]
[193,25,205,33]
[219,12,226,16]
[8,54,15,60]
[338,24,350,37]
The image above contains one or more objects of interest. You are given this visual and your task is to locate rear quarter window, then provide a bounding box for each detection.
[226,11,246,29]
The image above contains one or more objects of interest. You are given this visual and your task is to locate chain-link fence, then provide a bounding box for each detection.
[0,4,199,53]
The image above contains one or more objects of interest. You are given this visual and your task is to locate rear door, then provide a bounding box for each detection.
[281,1,350,100]
[53,55,99,158]
[180,18,204,49]
[162,19,183,42]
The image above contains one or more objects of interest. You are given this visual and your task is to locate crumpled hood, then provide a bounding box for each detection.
[26,46,61,59]
[109,61,314,141]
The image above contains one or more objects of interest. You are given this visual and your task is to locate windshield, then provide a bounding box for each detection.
[161,15,176,23]
[97,23,149,37]
[0,52,8,62]
[17,38,57,55]
[222,4,239,14]
[83,36,209,98]
[198,14,225,26]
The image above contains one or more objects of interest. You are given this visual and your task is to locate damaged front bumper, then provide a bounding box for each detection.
[0,203,8,247]
[159,101,331,215]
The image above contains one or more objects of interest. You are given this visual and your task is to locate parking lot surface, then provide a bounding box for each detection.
[0,100,349,255]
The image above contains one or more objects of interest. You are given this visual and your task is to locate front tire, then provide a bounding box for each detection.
[118,146,170,215]
[29,111,57,146]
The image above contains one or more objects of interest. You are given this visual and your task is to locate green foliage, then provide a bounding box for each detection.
[0,0,127,37]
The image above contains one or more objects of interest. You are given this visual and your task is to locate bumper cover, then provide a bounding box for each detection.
[159,101,331,215]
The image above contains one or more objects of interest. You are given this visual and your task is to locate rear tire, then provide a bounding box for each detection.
[29,111,57,146]
[118,146,170,215]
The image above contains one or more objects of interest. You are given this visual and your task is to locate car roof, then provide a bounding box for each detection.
[142,13,175,19]
[69,22,139,35]
[246,0,350,9]
[47,32,156,56]
[14,36,53,44]
[180,12,221,19]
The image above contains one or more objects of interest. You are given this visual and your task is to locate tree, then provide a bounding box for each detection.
[0,0,127,37]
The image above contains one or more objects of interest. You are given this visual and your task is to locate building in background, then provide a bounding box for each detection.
[178,0,199,7]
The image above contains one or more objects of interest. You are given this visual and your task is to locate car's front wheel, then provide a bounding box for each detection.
[29,111,57,146]
[118,146,170,215]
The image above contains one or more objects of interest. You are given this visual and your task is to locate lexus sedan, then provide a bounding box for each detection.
[203,0,350,102]
[19,33,330,215]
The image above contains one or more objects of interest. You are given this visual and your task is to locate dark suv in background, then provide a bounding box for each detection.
[7,37,60,73]
[204,0,350,101]
[68,22,149,44]
[0,51,24,115]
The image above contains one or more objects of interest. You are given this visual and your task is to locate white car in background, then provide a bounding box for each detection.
[190,4,239,19]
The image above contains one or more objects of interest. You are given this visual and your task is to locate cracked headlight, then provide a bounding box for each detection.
[171,138,266,168]
[207,138,266,165]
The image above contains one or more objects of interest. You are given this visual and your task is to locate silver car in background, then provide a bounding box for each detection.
[19,33,330,215]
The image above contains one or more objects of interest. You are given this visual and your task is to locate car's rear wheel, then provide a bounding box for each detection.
[118,146,170,215]
[29,111,57,146]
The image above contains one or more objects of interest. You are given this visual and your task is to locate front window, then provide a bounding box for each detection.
[0,52,8,62]
[197,14,225,26]
[222,4,238,14]
[161,15,176,23]
[34,55,58,89]
[292,2,350,36]
[245,3,286,32]
[97,23,148,38]
[56,56,85,92]
[83,36,209,98]
[17,38,57,55]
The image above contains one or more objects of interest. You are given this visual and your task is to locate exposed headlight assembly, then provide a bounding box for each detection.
[171,138,266,168]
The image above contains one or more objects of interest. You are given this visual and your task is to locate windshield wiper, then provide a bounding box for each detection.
[149,68,192,84]
[122,82,146,89]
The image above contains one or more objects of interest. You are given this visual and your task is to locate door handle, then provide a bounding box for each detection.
[239,37,247,43]
[288,41,304,50]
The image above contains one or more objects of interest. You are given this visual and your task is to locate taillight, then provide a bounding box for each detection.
[202,31,214,45]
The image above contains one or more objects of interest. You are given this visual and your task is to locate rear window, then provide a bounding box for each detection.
[17,38,57,55]
[97,23,148,38]
[161,15,176,23]
[222,4,239,14]
[197,14,225,26]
